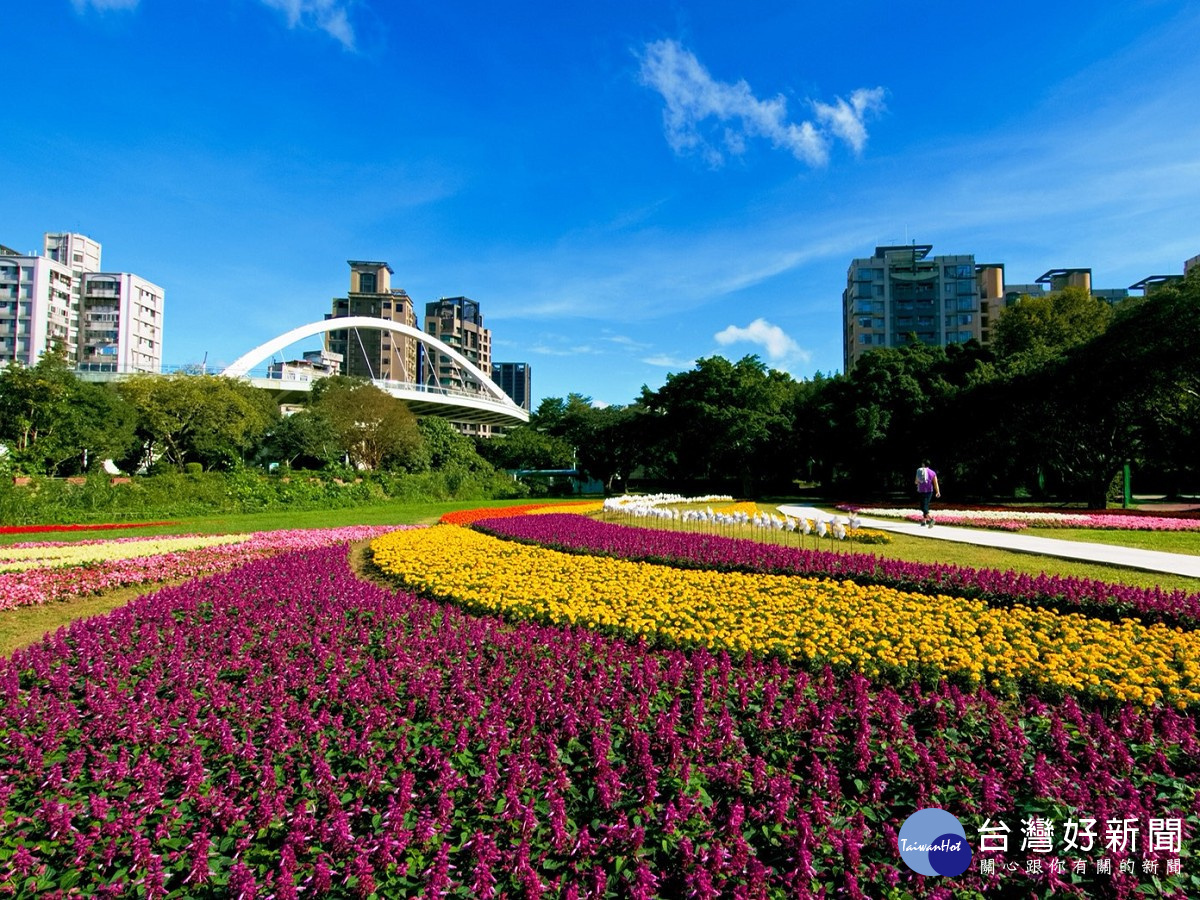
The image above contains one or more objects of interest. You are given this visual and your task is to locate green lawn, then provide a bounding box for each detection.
[1023,526,1200,556]
[0,498,545,546]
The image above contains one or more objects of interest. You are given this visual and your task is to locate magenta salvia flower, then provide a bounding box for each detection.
[0,525,411,611]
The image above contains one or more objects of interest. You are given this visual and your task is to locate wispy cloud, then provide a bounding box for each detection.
[70,0,140,11]
[642,353,696,370]
[603,333,652,351]
[637,39,884,167]
[257,0,357,50]
[714,318,811,368]
[69,0,358,48]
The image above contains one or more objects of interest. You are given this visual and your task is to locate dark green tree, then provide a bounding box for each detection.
[476,426,574,471]
[639,355,795,495]
[261,410,341,470]
[413,416,493,473]
[0,347,138,475]
[993,286,1114,370]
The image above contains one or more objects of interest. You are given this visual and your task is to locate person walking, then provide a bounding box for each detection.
[915,460,940,528]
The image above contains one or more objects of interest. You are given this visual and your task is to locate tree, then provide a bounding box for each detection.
[475,425,573,471]
[639,356,795,495]
[993,286,1114,370]
[414,417,492,473]
[0,347,137,475]
[116,374,279,471]
[261,410,340,470]
[310,377,421,470]
[1018,273,1200,507]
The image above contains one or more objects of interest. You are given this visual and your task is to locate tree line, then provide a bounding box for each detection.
[0,359,494,482]
[479,272,1200,508]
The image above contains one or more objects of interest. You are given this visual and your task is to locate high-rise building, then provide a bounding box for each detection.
[493,362,532,411]
[1,232,163,372]
[424,296,493,436]
[843,244,994,371]
[423,297,492,389]
[0,250,77,366]
[77,272,165,373]
[44,232,101,275]
[325,261,418,382]
[842,244,1144,370]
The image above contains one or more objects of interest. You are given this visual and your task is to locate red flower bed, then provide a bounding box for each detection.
[0,521,172,536]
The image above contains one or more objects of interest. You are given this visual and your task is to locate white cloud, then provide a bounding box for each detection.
[603,333,652,351]
[714,318,810,367]
[637,39,883,167]
[257,0,357,50]
[68,0,357,48]
[813,88,886,155]
[642,354,696,370]
[70,0,140,11]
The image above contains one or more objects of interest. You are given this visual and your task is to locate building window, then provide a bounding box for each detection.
[359,273,377,293]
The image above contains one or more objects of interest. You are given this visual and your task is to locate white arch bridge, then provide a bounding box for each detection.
[218,317,529,426]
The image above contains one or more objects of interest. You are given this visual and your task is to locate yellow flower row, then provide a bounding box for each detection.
[370,526,1200,708]
[0,534,252,573]
[715,501,763,516]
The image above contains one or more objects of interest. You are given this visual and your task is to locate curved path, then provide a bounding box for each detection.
[777,506,1200,579]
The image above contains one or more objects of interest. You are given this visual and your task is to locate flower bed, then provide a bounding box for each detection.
[0,526,406,612]
[0,534,252,573]
[0,521,172,537]
[473,513,1200,629]
[1,546,1192,897]
[437,500,599,526]
[845,506,1200,531]
[371,526,1200,708]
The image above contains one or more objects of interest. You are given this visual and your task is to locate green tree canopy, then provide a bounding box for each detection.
[0,348,138,476]
[413,416,492,473]
[639,355,795,494]
[116,374,279,471]
[310,376,421,470]
[476,425,574,472]
[993,286,1114,370]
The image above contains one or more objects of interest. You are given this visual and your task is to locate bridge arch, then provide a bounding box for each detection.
[220,316,514,407]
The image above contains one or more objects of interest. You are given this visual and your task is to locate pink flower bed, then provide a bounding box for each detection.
[840,504,1200,530]
[0,526,410,612]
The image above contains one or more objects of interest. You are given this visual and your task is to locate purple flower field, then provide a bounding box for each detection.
[473,513,1200,629]
[1,544,1197,897]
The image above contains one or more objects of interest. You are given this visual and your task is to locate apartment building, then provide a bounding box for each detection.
[424,296,493,436]
[324,261,418,382]
[77,272,165,373]
[843,243,1144,371]
[843,244,997,371]
[0,232,163,372]
[0,249,77,366]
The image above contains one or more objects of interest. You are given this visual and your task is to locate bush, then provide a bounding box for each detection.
[0,467,528,525]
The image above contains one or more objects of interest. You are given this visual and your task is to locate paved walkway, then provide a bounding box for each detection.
[776,506,1200,579]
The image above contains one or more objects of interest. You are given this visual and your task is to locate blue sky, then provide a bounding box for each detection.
[7,1,1200,406]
